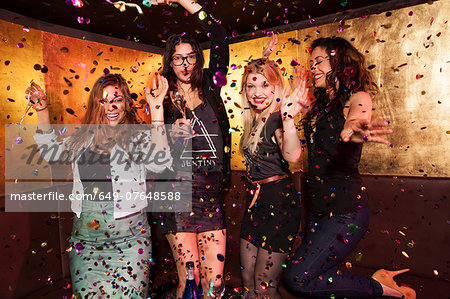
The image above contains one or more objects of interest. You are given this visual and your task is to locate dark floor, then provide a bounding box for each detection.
[23,269,449,299]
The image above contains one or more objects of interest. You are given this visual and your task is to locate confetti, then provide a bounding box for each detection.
[213,71,227,87]
[71,0,84,8]
[142,0,152,8]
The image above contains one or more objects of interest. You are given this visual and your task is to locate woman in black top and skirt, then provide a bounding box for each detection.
[283,37,416,299]
[151,0,230,297]
[239,58,308,298]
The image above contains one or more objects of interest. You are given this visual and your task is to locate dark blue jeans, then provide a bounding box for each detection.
[284,208,383,298]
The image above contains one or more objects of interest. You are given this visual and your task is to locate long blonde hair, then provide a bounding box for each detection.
[239,59,284,155]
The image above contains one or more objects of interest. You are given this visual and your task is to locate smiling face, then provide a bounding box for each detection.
[102,85,125,126]
[245,73,275,112]
[310,46,332,89]
[171,43,197,84]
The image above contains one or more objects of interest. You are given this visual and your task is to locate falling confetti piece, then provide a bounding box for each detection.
[17,43,24,48]
[142,0,152,8]
[74,243,84,253]
[72,0,84,8]
[213,71,227,87]
[347,224,359,234]
[401,251,409,258]
[86,219,100,230]
[66,108,76,115]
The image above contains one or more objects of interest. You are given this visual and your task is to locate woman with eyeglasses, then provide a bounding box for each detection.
[151,0,230,297]
[283,37,415,298]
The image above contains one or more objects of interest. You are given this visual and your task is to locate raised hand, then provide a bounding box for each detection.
[341,119,393,144]
[145,73,169,109]
[151,0,201,14]
[262,32,278,59]
[281,68,310,120]
[289,65,309,94]
[25,82,48,112]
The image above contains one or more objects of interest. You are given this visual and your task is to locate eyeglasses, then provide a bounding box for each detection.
[172,54,197,66]
[310,56,329,71]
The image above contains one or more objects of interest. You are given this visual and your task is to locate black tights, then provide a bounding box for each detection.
[240,239,288,299]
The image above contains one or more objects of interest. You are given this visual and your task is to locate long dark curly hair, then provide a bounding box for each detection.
[305,37,378,125]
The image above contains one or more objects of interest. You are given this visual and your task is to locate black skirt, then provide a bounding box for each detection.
[155,172,225,234]
[240,177,302,253]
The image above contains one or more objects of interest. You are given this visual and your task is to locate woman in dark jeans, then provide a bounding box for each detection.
[283,37,416,299]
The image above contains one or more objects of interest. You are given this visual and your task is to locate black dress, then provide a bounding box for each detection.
[156,9,230,234]
[240,112,302,253]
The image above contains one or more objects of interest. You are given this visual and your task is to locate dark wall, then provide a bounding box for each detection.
[1,172,448,298]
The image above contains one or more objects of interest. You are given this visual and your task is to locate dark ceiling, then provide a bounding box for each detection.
[0,0,422,48]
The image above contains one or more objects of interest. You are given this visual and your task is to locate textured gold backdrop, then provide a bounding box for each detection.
[0,20,162,195]
[217,1,449,177]
[1,0,449,192]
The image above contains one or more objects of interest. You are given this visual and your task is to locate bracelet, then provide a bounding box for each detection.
[35,105,48,112]
[151,120,164,123]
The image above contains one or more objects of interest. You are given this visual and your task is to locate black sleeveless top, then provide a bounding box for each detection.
[77,148,113,201]
[244,111,290,181]
[305,107,369,215]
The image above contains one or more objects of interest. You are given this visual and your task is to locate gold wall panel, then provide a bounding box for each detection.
[222,1,449,177]
[1,0,449,189]
[1,20,45,196]
[0,20,162,196]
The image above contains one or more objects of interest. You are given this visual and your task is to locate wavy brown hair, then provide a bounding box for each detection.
[306,37,378,124]
[67,74,139,155]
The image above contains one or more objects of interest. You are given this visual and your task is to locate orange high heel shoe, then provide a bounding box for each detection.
[372,269,416,299]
